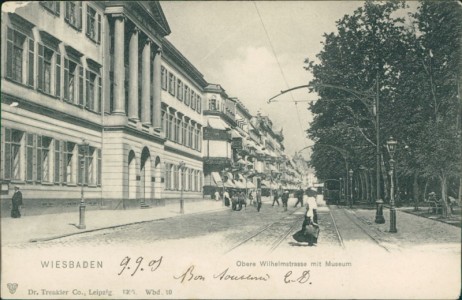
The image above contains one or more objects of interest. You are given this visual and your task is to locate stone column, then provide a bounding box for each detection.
[141,39,151,125]
[128,26,139,121]
[112,15,126,115]
[152,47,162,130]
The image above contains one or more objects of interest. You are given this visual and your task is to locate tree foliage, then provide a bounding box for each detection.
[305,0,461,216]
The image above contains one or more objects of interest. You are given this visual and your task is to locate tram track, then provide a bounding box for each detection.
[332,206,390,252]
[225,207,303,254]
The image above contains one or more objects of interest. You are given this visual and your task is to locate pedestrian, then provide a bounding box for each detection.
[238,191,246,211]
[305,188,318,224]
[256,190,262,212]
[231,191,239,211]
[248,191,254,206]
[294,186,304,207]
[11,186,23,218]
[223,189,230,207]
[282,190,289,211]
[272,189,280,207]
[303,202,319,246]
[214,189,221,201]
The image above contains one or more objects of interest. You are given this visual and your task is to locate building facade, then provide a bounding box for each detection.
[1,1,303,216]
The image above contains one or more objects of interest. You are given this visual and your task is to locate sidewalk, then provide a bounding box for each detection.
[1,199,228,246]
[349,207,461,252]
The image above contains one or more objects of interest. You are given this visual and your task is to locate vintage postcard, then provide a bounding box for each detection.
[1,1,461,299]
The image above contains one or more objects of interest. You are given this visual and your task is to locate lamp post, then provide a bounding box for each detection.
[386,137,398,233]
[179,161,185,214]
[77,140,89,229]
[349,169,353,208]
[339,177,343,205]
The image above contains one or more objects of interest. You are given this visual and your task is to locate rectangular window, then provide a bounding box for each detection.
[175,118,181,143]
[161,66,167,90]
[161,108,166,132]
[86,69,100,112]
[168,72,176,96]
[78,145,85,185]
[168,113,174,141]
[55,54,61,97]
[65,1,82,30]
[177,79,183,101]
[197,97,202,113]
[38,136,51,182]
[54,139,60,183]
[184,86,190,106]
[86,147,95,185]
[3,129,23,180]
[190,91,196,110]
[164,164,170,190]
[64,59,80,103]
[182,121,187,146]
[86,5,101,43]
[41,1,60,16]
[38,44,56,94]
[188,124,193,148]
[6,27,34,86]
[63,141,75,184]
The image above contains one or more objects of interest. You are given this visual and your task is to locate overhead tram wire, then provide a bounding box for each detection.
[253,1,309,149]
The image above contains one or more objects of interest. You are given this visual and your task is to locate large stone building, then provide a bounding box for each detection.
[1,1,303,216]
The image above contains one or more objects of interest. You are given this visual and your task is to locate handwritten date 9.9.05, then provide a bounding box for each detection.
[118,256,163,276]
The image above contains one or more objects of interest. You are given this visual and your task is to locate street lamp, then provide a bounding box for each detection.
[339,177,343,205]
[386,136,398,233]
[77,139,89,229]
[349,169,353,208]
[179,161,185,214]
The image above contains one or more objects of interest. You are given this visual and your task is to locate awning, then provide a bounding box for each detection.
[207,117,229,130]
[246,180,256,189]
[224,180,236,188]
[261,180,271,187]
[211,172,223,186]
[234,180,246,189]
[231,129,242,138]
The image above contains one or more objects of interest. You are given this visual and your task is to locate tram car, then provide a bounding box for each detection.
[323,180,341,205]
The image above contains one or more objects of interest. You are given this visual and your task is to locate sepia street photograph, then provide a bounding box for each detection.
[1,1,461,299]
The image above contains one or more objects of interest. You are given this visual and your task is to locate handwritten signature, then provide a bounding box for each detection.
[283,270,311,284]
[173,265,270,283]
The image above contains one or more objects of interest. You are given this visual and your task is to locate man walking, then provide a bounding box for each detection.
[282,190,289,212]
[294,186,304,207]
[11,186,23,218]
[272,189,280,207]
[256,190,262,212]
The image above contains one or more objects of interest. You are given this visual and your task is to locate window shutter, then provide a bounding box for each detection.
[36,135,42,182]
[85,70,91,109]
[64,59,69,100]
[97,13,101,43]
[3,128,11,180]
[37,44,44,91]
[64,2,69,21]
[79,65,84,106]
[28,39,34,87]
[78,2,82,30]
[98,76,102,113]
[62,141,67,183]
[6,28,13,79]
[55,54,61,97]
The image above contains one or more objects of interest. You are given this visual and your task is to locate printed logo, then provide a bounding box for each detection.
[7,283,18,294]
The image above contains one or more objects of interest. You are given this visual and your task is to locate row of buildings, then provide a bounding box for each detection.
[0,1,309,216]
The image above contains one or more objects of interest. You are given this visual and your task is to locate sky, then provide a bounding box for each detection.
[160,1,369,157]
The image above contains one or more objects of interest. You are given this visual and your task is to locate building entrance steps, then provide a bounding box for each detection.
[1,199,227,246]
